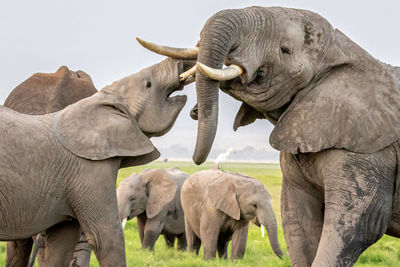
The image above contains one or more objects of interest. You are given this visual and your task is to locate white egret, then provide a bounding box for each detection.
[214,148,235,170]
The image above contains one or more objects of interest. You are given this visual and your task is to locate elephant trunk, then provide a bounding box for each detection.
[257,204,284,258]
[193,10,241,164]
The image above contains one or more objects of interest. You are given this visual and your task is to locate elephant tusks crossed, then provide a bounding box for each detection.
[122,218,127,229]
[197,62,244,81]
[137,37,243,82]
[136,37,199,59]
[261,224,265,238]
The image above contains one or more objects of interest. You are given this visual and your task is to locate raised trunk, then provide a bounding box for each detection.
[193,10,240,164]
[257,205,284,258]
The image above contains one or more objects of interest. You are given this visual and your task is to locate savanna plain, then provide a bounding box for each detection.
[0,161,399,266]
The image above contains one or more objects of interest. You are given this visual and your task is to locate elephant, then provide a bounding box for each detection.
[180,169,283,260]
[117,167,189,251]
[69,167,189,266]
[138,6,400,266]
[3,65,97,267]
[0,57,195,267]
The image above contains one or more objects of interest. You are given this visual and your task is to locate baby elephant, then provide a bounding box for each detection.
[117,168,189,251]
[181,169,283,260]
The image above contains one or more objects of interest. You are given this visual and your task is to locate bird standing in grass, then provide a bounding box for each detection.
[214,148,235,170]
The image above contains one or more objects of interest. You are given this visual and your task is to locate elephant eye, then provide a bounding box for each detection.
[130,196,136,201]
[252,204,257,209]
[281,43,293,55]
[145,80,152,88]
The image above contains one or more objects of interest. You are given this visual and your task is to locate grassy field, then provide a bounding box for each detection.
[1,161,399,266]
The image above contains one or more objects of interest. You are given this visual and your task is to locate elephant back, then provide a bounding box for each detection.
[4,66,97,115]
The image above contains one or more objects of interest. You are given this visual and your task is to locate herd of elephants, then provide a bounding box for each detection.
[1,5,400,267]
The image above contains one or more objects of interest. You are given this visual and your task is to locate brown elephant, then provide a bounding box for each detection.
[3,66,97,267]
[0,58,194,267]
[139,6,400,266]
[181,169,283,260]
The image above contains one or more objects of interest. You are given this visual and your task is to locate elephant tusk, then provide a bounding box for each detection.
[261,224,265,238]
[197,62,244,81]
[183,75,195,86]
[179,65,196,81]
[122,218,127,229]
[136,37,198,59]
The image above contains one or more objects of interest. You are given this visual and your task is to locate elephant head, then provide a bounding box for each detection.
[53,58,195,167]
[139,6,400,164]
[207,172,283,258]
[190,7,349,163]
[117,169,178,225]
[4,66,97,114]
[102,58,195,138]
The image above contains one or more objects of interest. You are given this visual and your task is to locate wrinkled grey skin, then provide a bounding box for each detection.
[181,169,283,260]
[189,6,400,266]
[0,58,193,267]
[3,66,97,267]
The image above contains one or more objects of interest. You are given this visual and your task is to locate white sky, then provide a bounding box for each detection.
[1,0,400,160]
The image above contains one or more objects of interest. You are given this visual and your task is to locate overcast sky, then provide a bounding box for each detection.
[1,0,400,161]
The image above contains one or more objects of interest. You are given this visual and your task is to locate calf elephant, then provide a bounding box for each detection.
[118,167,188,251]
[3,65,97,267]
[0,57,194,267]
[70,167,189,266]
[140,6,400,266]
[181,169,283,260]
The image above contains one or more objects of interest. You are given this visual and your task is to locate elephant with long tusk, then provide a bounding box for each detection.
[138,6,400,266]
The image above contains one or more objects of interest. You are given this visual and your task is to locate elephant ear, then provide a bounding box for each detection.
[270,54,400,154]
[233,103,265,131]
[208,174,240,220]
[53,91,159,166]
[142,169,178,219]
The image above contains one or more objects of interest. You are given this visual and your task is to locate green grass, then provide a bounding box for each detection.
[1,161,399,266]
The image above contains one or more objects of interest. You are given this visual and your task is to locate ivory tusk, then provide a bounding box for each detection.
[179,65,196,81]
[197,62,244,81]
[261,224,265,238]
[136,37,198,59]
[183,76,195,85]
[122,218,127,229]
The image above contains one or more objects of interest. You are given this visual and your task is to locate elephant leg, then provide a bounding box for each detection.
[36,221,81,267]
[176,232,187,251]
[72,161,126,267]
[185,218,201,254]
[163,233,176,248]
[142,215,166,251]
[136,214,147,244]
[200,214,220,260]
[311,150,395,267]
[5,238,33,267]
[217,240,229,259]
[69,233,92,267]
[281,178,324,266]
[231,225,249,260]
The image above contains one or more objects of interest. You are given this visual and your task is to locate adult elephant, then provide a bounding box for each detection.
[139,6,400,266]
[0,58,194,267]
[3,65,97,267]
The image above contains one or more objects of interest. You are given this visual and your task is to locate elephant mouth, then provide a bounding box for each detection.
[165,81,187,106]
